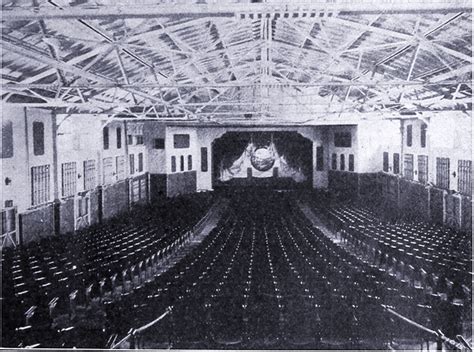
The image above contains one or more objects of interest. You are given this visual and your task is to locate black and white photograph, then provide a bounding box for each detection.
[1,0,473,350]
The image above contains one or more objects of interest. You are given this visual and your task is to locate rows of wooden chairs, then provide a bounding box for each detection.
[2,193,214,348]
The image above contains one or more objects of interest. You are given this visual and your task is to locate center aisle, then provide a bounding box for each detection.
[115,190,399,349]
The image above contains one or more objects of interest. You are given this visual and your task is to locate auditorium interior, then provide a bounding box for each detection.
[1,0,473,350]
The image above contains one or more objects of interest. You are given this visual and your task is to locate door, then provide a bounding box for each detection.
[75,192,91,231]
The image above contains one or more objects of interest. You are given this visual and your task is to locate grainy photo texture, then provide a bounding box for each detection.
[1,0,472,350]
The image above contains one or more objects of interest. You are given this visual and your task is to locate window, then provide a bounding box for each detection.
[406,125,412,147]
[201,147,208,172]
[420,123,427,148]
[188,155,192,171]
[1,120,13,158]
[31,165,50,206]
[383,152,389,172]
[61,162,77,197]
[83,160,96,190]
[340,154,345,171]
[331,153,337,170]
[127,135,133,145]
[403,154,414,180]
[334,132,351,148]
[33,121,45,156]
[173,134,190,149]
[393,153,400,174]
[130,178,147,203]
[417,155,428,184]
[77,197,89,217]
[348,154,354,172]
[458,160,472,196]
[136,135,144,145]
[103,157,114,184]
[116,127,122,149]
[316,146,324,171]
[138,153,143,172]
[436,157,450,189]
[154,138,165,149]
[171,156,176,172]
[180,155,184,172]
[103,127,109,150]
[129,154,135,175]
[116,155,125,180]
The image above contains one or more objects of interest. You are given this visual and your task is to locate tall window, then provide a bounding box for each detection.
[103,157,114,184]
[61,162,77,197]
[180,155,185,172]
[116,155,125,180]
[103,127,109,150]
[83,160,96,190]
[331,153,337,170]
[136,135,144,145]
[418,155,428,184]
[383,152,389,172]
[31,165,50,206]
[436,157,450,189]
[138,153,143,172]
[33,121,45,156]
[188,155,193,171]
[393,153,400,174]
[420,123,427,148]
[316,146,324,171]
[406,124,412,147]
[348,154,354,172]
[403,154,414,180]
[458,160,472,196]
[129,154,135,175]
[127,135,134,145]
[1,120,13,158]
[201,147,208,172]
[340,154,345,171]
[171,156,176,172]
[116,127,122,149]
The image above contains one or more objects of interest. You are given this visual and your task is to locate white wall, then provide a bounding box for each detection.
[1,107,55,213]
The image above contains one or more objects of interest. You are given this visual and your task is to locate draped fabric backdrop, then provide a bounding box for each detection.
[213,132,312,186]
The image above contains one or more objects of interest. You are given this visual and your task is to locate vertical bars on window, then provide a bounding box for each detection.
[417,155,428,184]
[458,160,472,195]
[316,146,324,171]
[31,165,50,206]
[383,152,389,172]
[83,159,96,190]
[180,155,184,172]
[61,162,77,197]
[348,154,354,172]
[201,147,208,172]
[340,154,345,171]
[403,154,414,180]
[436,157,450,190]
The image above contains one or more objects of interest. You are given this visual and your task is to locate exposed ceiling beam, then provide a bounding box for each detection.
[3,2,471,21]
